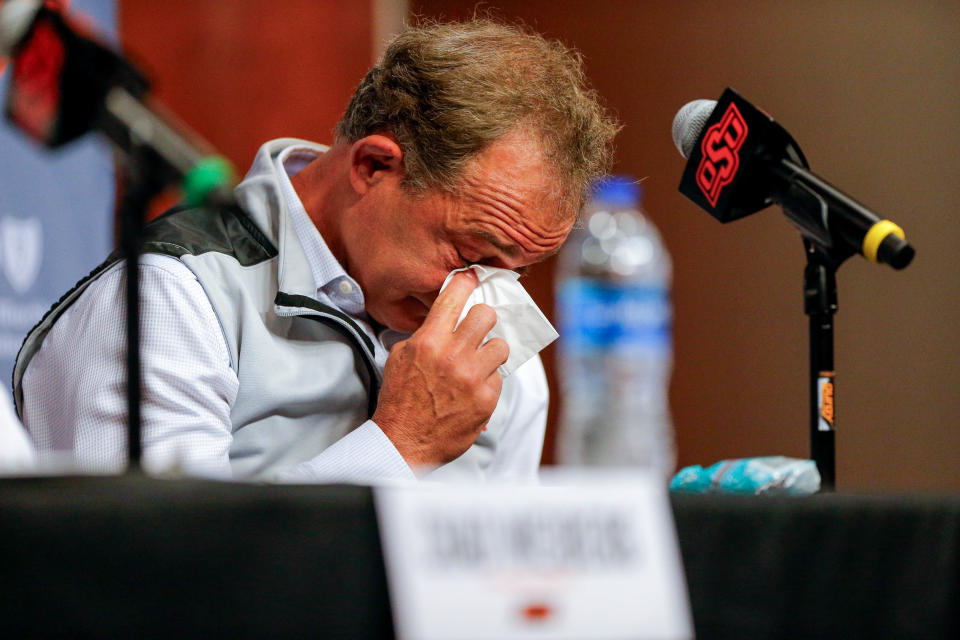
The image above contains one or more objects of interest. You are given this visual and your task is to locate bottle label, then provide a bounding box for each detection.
[557,279,671,350]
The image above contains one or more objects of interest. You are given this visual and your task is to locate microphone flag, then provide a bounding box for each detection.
[678,87,808,224]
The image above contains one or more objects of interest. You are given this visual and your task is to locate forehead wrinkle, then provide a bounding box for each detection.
[460,179,568,250]
[465,206,567,256]
[468,227,565,260]
[466,226,563,269]
[482,200,568,244]
[462,170,563,225]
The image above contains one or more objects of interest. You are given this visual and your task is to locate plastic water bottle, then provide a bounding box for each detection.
[555,176,674,477]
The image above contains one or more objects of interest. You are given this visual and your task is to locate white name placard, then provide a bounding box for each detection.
[375,470,693,640]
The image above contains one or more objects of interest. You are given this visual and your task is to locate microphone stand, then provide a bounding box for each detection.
[802,240,843,491]
[777,171,859,492]
[116,145,166,472]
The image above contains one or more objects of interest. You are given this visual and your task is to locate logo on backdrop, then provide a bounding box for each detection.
[696,101,748,207]
[0,215,47,359]
[0,216,44,294]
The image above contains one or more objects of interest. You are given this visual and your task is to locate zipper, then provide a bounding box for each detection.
[274,292,382,417]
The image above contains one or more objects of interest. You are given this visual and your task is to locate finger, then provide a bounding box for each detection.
[475,337,509,374]
[484,367,504,398]
[421,270,478,333]
[454,303,498,348]
[477,368,504,433]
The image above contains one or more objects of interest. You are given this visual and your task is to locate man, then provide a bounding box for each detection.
[13,20,618,481]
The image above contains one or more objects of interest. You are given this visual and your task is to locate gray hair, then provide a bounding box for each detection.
[335,19,620,215]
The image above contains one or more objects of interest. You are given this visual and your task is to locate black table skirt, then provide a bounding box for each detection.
[672,493,960,639]
[1,475,957,639]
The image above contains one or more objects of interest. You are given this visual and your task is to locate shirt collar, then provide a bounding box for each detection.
[273,145,363,304]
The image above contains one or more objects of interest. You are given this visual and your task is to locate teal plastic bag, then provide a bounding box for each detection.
[670,456,821,495]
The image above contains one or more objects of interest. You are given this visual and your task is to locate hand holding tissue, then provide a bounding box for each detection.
[440,265,559,377]
[373,265,556,468]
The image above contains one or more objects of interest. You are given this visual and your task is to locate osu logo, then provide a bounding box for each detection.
[696,102,748,207]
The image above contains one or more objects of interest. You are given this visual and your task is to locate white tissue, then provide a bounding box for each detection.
[439,265,559,377]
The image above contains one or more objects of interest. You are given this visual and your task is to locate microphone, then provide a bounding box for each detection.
[673,89,914,269]
[1,0,233,206]
[0,0,39,57]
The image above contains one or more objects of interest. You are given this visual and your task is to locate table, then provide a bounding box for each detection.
[1,475,956,638]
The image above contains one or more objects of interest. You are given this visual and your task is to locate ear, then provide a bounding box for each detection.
[348,134,405,195]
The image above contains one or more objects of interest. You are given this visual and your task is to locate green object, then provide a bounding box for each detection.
[183,156,235,206]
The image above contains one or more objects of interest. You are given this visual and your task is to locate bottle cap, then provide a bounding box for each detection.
[590,175,641,207]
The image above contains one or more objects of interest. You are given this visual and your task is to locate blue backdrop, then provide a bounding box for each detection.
[0,0,116,385]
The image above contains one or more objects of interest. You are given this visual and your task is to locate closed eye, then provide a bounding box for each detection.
[456,251,474,267]
[455,243,530,277]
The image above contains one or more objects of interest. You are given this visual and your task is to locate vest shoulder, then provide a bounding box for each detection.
[140,204,278,266]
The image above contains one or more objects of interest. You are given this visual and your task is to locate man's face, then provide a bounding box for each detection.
[342,134,573,333]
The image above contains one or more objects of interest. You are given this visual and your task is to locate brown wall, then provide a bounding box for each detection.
[412,0,960,490]
[118,1,960,490]
[119,0,372,173]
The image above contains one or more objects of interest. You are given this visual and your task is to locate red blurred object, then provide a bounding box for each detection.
[521,602,553,622]
[7,14,64,140]
[0,1,72,80]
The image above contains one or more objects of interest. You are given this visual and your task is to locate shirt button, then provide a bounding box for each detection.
[339,280,354,294]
